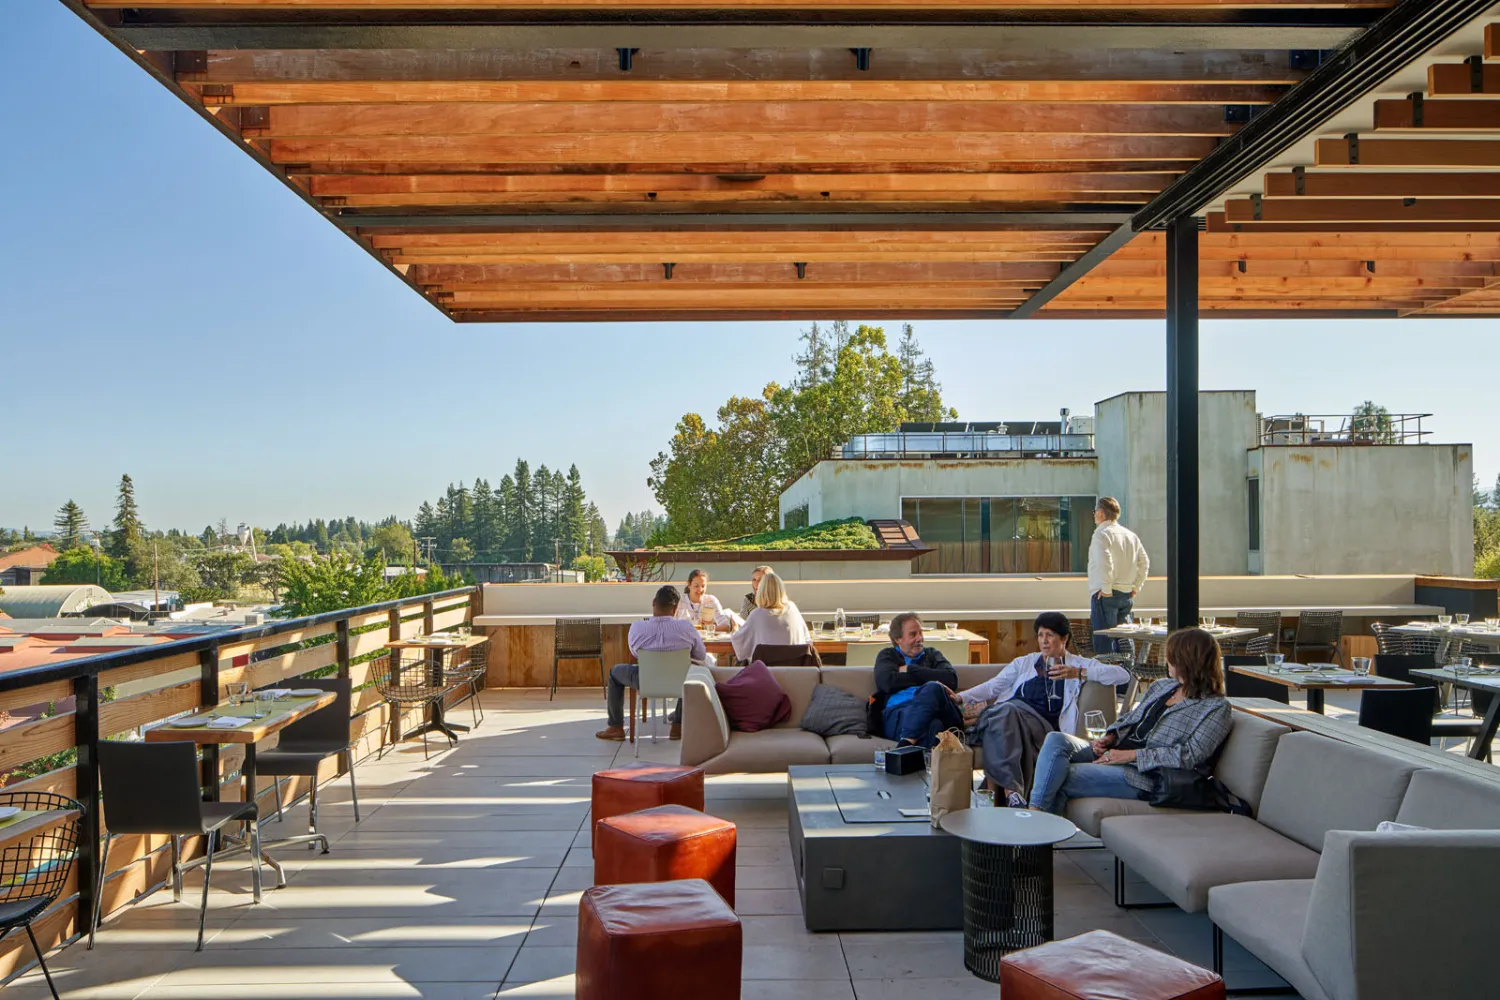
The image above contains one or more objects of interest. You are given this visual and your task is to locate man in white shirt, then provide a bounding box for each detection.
[1087,496,1149,653]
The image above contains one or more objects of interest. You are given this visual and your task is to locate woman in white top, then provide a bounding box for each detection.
[675,569,741,630]
[730,570,811,662]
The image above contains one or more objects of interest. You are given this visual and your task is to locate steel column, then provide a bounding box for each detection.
[1165,216,1200,631]
[72,672,101,939]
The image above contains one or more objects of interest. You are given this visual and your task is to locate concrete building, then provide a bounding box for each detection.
[778,391,1472,578]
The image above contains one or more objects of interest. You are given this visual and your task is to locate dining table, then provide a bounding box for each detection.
[1095,623,1258,649]
[385,633,488,743]
[1410,664,1500,760]
[1225,662,1411,714]
[146,687,337,882]
[1392,621,1500,659]
[700,627,990,664]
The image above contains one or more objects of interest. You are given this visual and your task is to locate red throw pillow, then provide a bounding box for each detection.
[715,660,792,733]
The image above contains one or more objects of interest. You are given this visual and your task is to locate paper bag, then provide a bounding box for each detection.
[929,729,974,828]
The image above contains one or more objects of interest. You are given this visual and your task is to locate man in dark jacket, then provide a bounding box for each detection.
[872,612,963,748]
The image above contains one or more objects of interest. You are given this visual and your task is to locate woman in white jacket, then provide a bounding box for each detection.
[958,611,1131,807]
[729,570,810,663]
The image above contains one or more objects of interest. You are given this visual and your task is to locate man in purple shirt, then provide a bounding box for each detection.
[596,584,708,742]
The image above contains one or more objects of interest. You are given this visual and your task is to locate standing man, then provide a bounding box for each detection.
[1088,497,1150,652]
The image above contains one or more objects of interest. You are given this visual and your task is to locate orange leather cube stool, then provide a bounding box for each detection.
[591,763,704,850]
[577,879,742,1000]
[1000,930,1225,1000]
[594,804,737,906]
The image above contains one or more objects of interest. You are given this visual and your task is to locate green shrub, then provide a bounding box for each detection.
[650,517,878,552]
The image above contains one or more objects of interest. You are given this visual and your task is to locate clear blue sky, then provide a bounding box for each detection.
[5,3,1496,536]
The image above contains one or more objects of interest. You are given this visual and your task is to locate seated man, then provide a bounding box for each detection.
[872,613,962,748]
[958,612,1131,808]
[595,584,708,743]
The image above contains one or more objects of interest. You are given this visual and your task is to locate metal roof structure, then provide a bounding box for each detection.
[0,585,112,619]
[58,0,1500,321]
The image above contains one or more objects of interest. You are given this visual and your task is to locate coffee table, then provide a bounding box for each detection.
[787,764,962,931]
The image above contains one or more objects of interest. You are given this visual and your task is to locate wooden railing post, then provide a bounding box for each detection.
[198,645,221,800]
[423,598,435,635]
[387,608,402,748]
[72,671,101,940]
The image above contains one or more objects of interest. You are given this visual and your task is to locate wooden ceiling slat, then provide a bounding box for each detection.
[309,172,1177,195]
[1315,137,1500,168]
[407,261,1062,283]
[1373,97,1500,130]
[87,0,1392,8]
[1429,61,1500,96]
[388,251,1091,262]
[1226,196,1500,222]
[1262,170,1500,197]
[285,158,1200,174]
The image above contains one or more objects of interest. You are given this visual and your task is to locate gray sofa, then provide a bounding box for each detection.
[680,663,1118,774]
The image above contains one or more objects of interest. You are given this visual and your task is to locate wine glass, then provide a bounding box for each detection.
[1084,710,1108,743]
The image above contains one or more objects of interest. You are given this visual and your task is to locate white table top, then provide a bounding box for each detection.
[1412,665,1500,691]
[1394,623,1500,637]
[1097,625,1257,641]
[939,807,1078,846]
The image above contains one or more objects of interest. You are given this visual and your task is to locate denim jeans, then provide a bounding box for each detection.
[883,681,964,748]
[1029,730,1137,812]
[1091,589,1134,653]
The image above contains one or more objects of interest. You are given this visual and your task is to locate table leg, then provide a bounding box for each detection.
[1306,689,1325,714]
[1469,688,1500,761]
[957,841,1054,983]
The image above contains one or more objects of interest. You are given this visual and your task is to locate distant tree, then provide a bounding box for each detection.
[190,551,257,601]
[571,554,607,582]
[53,500,88,550]
[895,323,957,423]
[107,475,143,556]
[448,537,476,563]
[273,553,390,619]
[42,547,128,590]
[200,524,217,547]
[1492,472,1500,511]
[1349,401,1397,444]
[368,521,416,563]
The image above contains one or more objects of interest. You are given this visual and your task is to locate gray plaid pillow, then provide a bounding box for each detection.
[800,683,869,738]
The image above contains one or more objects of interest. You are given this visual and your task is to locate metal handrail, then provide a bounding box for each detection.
[1259,413,1430,447]
[839,432,1094,459]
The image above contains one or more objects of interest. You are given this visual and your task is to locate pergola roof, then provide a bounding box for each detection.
[65,0,1500,320]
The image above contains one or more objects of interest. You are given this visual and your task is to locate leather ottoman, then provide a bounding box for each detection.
[595,804,738,906]
[1000,930,1225,1000]
[591,763,704,850]
[577,879,742,1000]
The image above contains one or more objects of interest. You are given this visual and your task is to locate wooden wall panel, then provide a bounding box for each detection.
[99,681,199,738]
[0,715,76,772]
[240,642,339,690]
[0,681,71,717]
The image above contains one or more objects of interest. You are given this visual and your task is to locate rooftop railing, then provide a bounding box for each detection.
[0,585,478,984]
[1259,413,1431,446]
[838,432,1095,460]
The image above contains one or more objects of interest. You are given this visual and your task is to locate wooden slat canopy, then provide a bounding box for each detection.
[69,0,1500,320]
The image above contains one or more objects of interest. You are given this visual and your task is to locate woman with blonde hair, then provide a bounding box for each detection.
[730,569,811,662]
[1029,627,1233,814]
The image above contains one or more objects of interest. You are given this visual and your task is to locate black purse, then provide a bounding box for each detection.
[1142,767,1250,815]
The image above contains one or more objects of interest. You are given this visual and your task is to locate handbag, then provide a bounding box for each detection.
[1142,767,1250,815]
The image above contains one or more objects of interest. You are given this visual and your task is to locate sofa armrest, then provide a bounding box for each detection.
[1303,828,1500,1000]
[680,665,729,766]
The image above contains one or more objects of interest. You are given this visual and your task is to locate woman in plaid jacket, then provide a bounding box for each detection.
[1029,627,1232,813]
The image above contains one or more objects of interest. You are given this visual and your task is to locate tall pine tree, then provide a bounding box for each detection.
[53,500,88,551]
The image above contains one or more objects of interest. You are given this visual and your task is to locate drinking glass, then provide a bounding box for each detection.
[1487,618,1500,630]
[1351,656,1371,677]
[226,681,249,708]
[874,749,886,771]
[1084,710,1108,742]
[945,622,959,639]
[1201,616,1217,629]
[1439,615,1453,626]
[860,621,873,638]
[1456,614,1470,626]
[252,690,276,719]
[705,621,717,639]
[1265,653,1286,674]
[1455,656,1474,678]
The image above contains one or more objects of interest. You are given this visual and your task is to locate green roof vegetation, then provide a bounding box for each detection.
[651,518,878,553]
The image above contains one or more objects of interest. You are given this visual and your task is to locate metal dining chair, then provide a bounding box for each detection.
[633,648,693,755]
[750,643,822,667]
[1292,610,1344,666]
[1371,622,1408,656]
[93,740,264,951]
[1359,687,1438,745]
[256,678,356,852]
[440,642,487,728]
[1069,619,1134,667]
[1230,611,1282,654]
[553,618,604,700]
[374,654,453,759]
[0,792,82,999]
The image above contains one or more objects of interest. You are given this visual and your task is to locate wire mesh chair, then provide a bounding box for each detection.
[1292,610,1344,666]
[1240,633,1274,657]
[1404,631,1443,657]
[375,654,453,759]
[1227,611,1282,654]
[1371,622,1408,656]
[442,642,487,728]
[1124,640,1169,709]
[553,618,603,700]
[1069,619,1134,668]
[0,793,81,999]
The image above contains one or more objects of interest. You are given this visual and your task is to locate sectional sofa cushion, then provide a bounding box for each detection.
[827,733,895,765]
[1210,711,1288,813]
[1393,768,1500,829]
[714,662,791,733]
[1207,880,1328,1000]
[1065,797,1194,838]
[799,683,869,738]
[711,729,830,772]
[1102,813,1321,912]
[1253,732,1418,851]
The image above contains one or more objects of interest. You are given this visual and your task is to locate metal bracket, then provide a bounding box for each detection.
[849,47,872,71]
[663,262,675,279]
[1293,165,1306,195]
[1403,197,1416,207]
[1345,132,1360,165]
[1365,260,1376,273]
[1237,259,1248,274]
[1249,193,1263,221]
[617,47,638,72]
[173,50,208,76]
[1408,92,1425,127]
[1224,105,1253,124]
[794,262,807,279]
[1288,49,1331,71]
[1470,54,1485,93]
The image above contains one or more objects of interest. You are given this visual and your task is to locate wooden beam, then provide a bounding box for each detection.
[1207,210,1500,232]
[87,0,1394,8]
[248,102,1237,139]
[285,157,1203,175]
[1373,96,1500,130]
[1226,196,1500,223]
[1316,136,1500,167]
[1264,170,1500,198]
[1429,60,1500,97]
[407,261,1062,284]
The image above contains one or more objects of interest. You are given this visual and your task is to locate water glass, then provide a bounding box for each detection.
[705,622,717,639]
[973,787,996,809]
[860,621,873,638]
[1456,614,1470,626]
[874,749,886,771]
[1455,656,1474,678]
[945,622,959,639]
[1487,618,1500,630]
[226,681,249,708]
[1439,615,1453,626]
[1084,710,1108,742]
[1265,653,1286,674]
[1351,656,1371,677]
[1201,616,1217,629]
[252,690,276,719]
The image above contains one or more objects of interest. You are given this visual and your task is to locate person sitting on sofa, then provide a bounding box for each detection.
[1029,626,1233,814]
[595,584,709,743]
[729,570,810,663]
[958,612,1131,808]
[872,613,963,748]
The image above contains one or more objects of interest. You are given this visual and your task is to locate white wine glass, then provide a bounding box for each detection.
[1084,710,1108,743]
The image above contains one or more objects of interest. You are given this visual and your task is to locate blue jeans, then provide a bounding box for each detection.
[883,682,963,748]
[1029,730,1138,813]
[1091,589,1134,653]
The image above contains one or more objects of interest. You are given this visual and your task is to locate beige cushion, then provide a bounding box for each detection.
[1208,880,1329,1000]
[1394,768,1500,829]
[1064,797,1194,839]
[954,664,1003,691]
[1214,710,1290,813]
[704,728,830,773]
[1255,732,1418,851]
[1102,813,1321,912]
[818,667,880,702]
[707,665,820,729]
[827,733,896,765]
[679,665,730,767]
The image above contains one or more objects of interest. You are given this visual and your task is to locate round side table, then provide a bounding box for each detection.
[939,807,1078,983]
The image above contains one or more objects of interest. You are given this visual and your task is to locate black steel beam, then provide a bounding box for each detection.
[338,211,1131,230]
[110,23,1360,52]
[1133,0,1498,230]
[1006,221,1134,319]
[1165,216,1200,631]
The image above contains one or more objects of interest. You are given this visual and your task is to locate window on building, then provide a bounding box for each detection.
[1247,478,1261,552]
[903,496,1096,575]
[783,503,810,531]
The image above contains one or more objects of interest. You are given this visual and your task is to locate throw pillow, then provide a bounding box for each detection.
[800,683,869,738]
[715,660,791,732]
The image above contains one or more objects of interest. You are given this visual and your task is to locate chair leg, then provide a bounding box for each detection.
[628,688,637,746]
[25,923,59,1000]
[348,762,362,825]
[248,819,264,904]
[89,832,112,949]
[170,835,182,902]
[274,782,286,824]
[550,656,559,701]
[197,831,216,951]
[308,782,319,850]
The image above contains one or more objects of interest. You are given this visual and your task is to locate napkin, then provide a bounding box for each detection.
[208,716,251,729]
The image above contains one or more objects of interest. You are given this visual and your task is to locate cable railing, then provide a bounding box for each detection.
[1259,413,1431,446]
